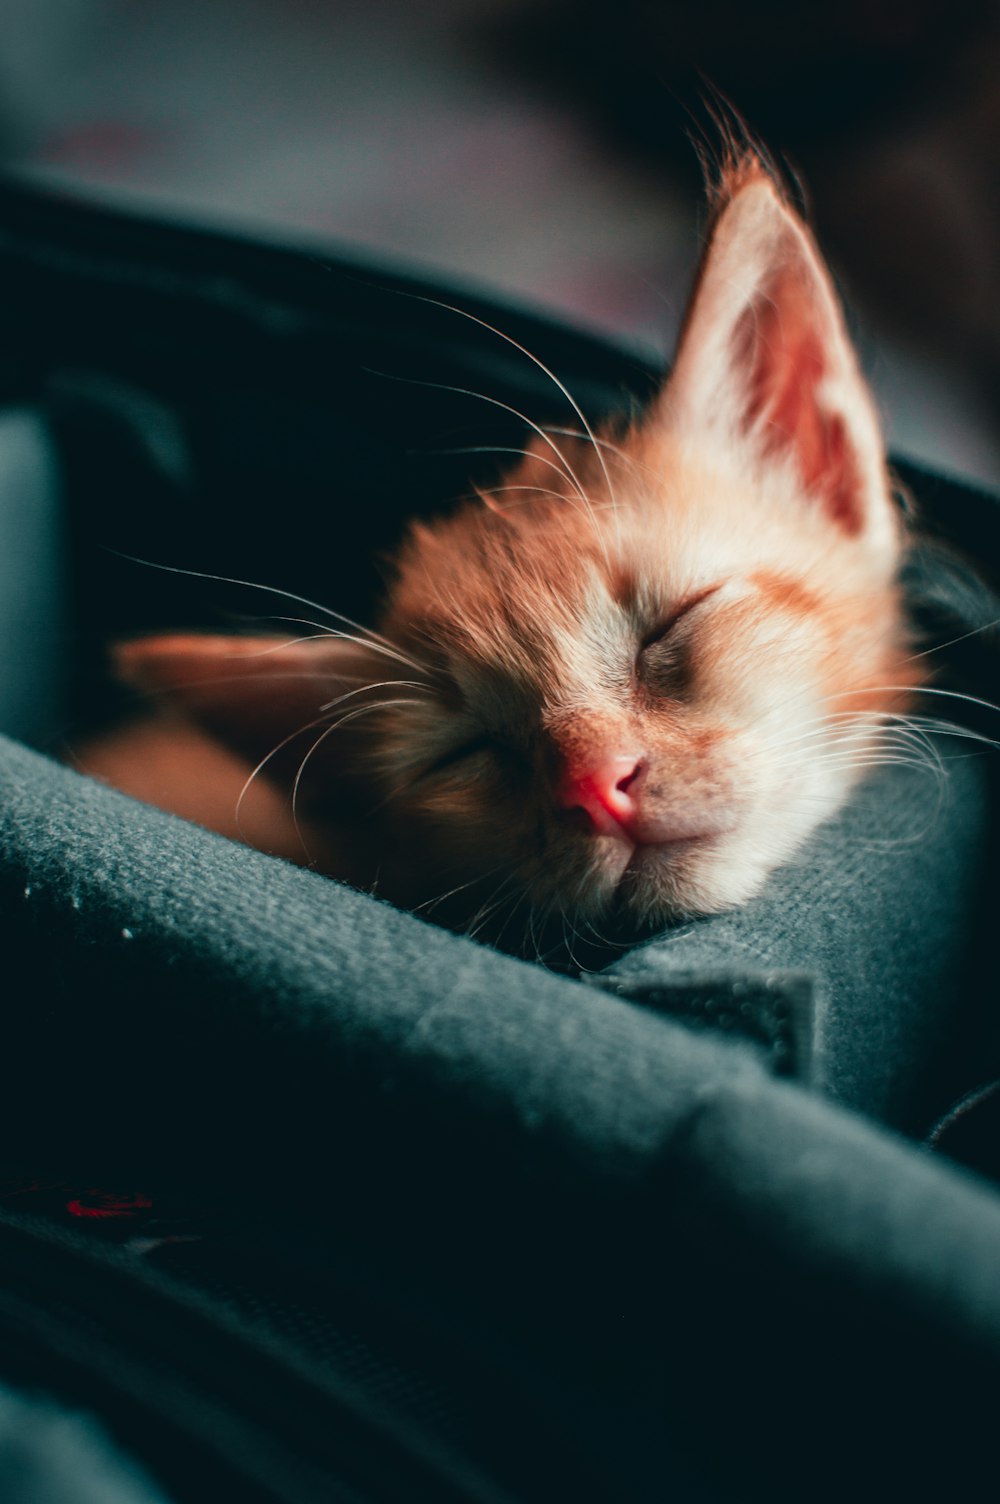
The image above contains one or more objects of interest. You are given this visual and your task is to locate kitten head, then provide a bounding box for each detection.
[118,159,917,939]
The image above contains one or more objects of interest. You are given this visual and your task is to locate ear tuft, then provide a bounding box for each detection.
[705,146,789,220]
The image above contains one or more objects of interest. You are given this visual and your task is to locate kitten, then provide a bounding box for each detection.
[78,154,920,943]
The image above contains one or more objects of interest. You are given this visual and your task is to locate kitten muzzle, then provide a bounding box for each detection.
[557,755,736,851]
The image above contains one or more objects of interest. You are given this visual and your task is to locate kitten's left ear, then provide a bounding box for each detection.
[662,163,899,564]
[112,633,393,775]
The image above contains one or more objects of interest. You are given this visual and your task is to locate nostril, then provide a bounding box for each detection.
[615,762,641,796]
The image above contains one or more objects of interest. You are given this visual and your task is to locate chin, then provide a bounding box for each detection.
[605,829,786,931]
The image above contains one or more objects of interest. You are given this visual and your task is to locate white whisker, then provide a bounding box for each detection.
[105,549,426,672]
[380,290,619,514]
[234,712,332,852]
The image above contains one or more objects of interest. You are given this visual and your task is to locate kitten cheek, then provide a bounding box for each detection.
[412,765,523,828]
[389,765,529,873]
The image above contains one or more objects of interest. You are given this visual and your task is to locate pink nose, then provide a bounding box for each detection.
[556,755,644,838]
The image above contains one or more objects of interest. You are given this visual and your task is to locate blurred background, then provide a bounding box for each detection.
[1,0,998,486]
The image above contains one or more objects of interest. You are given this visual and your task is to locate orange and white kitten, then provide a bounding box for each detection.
[80,156,919,940]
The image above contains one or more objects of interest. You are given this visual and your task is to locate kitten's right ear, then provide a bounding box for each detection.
[114,633,392,772]
[661,160,899,567]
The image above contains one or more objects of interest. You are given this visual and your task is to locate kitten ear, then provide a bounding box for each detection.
[114,633,391,773]
[662,164,898,561]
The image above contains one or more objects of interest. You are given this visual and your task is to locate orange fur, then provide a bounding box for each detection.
[74,155,922,943]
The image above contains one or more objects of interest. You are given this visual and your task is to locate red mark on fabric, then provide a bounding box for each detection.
[66,1190,153,1220]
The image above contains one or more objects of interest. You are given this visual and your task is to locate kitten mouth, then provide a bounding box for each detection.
[618,830,730,881]
[640,830,724,855]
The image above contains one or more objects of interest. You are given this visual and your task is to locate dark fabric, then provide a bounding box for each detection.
[1,178,1000,1500]
[2,736,1000,1499]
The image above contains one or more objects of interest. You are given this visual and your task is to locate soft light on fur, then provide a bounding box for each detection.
[80,156,921,945]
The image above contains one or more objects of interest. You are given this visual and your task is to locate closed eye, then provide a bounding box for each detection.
[640,584,720,652]
[424,733,492,778]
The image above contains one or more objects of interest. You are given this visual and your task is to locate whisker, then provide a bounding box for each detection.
[104,549,426,672]
[411,862,510,917]
[762,716,951,760]
[235,712,333,853]
[120,670,380,702]
[491,889,531,954]
[246,618,430,676]
[317,679,430,713]
[465,872,520,941]
[894,613,1000,668]
[287,697,424,855]
[472,482,582,514]
[362,366,589,505]
[849,683,1000,719]
[363,370,618,570]
[540,425,656,486]
[766,725,950,775]
[421,443,585,486]
[375,289,619,514]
